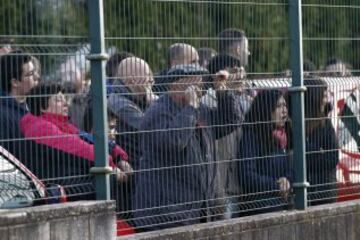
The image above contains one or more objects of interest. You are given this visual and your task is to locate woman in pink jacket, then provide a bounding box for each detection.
[20,83,131,181]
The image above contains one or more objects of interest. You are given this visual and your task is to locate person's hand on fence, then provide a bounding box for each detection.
[228,67,246,92]
[214,70,229,91]
[277,177,291,199]
[115,167,128,182]
[118,160,134,177]
[185,85,201,109]
[110,143,129,162]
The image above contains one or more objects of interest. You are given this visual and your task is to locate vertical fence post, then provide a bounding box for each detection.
[289,0,309,210]
[87,0,111,200]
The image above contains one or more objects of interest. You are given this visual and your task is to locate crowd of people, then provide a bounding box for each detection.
[0,28,358,232]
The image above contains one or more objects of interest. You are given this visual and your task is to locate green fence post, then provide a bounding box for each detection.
[87,0,111,200]
[289,0,309,210]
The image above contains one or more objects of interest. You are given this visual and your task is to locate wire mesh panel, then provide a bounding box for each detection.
[0,1,96,207]
[0,0,359,238]
[302,1,360,205]
[103,0,295,234]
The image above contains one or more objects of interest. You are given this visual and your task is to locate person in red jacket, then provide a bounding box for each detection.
[20,83,129,182]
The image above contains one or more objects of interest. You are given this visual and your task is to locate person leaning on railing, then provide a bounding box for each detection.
[236,89,293,217]
[132,64,243,231]
[205,29,253,218]
[107,57,158,171]
[0,51,96,200]
[304,78,339,206]
[19,83,130,182]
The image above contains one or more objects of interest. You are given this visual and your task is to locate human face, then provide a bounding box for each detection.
[127,62,154,96]
[174,76,202,92]
[169,75,203,105]
[272,96,288,128]
[44,92,69,116]
[131,73,155,99]
[19,61,40,95]
[231,38,250,67]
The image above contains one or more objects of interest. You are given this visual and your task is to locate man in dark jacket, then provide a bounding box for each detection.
[205,29,251,218]
[133,64,242,230]
[107,57,158,216]
[107,57,158,168]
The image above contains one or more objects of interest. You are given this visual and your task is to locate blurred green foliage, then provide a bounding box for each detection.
[0,0,359,74]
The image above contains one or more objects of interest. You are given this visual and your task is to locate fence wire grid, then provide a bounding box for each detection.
[0,0,360,237]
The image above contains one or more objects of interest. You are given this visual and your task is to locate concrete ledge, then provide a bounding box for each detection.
[120,200,360,240]
[0,201,116,240]
[0,201,114,226]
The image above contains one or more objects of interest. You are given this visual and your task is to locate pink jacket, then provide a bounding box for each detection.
[20,113,128,168]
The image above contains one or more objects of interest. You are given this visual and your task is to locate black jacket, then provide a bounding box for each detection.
[306,119,339,205]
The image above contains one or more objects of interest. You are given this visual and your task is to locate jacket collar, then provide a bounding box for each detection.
[40,112,79,134]
[0,91,28,114]
[112,79,148,110]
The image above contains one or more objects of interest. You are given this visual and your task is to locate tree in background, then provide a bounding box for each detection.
[0,0,359,75]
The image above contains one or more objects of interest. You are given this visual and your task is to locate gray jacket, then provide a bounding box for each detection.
[133,91,243,230]
[107,82,148,169]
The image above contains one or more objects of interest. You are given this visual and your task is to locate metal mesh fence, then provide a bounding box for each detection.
[302,1,360,205]
[0,0,359,237]
[0,0,94,207]
[104,0,293,234]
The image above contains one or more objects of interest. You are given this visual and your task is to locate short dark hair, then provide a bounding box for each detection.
[218,28,246,53]
[324,57,352,77]
[106,51,135,78]
[304,78,327,120]
[325,57,343,67]
[0,50,32,93]
[303,59,316,72]
[26,83,64,116]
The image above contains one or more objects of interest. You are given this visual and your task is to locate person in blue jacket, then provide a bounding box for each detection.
[237,89,293,216]
[132,64,243,231]
[304,78,339,205]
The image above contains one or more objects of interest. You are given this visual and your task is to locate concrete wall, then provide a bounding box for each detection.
[122,200,360,240]
[3,199,360,240]
[0,201,116,240]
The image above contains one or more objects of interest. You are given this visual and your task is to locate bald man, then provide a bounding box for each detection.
[107,57,158,216]
[168,43,199,67]
[154,43,200,93]
[108,57,157,169]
